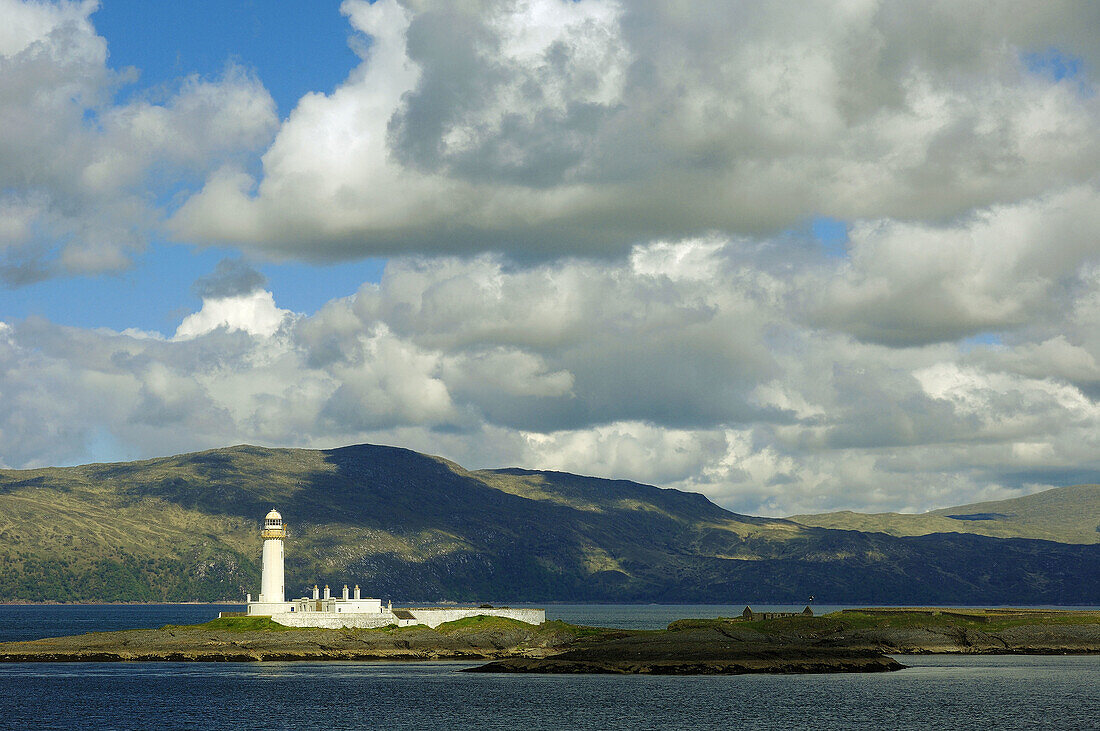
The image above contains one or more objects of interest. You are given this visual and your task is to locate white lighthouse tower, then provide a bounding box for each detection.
[259,508,286,603]
[230,505,546,627]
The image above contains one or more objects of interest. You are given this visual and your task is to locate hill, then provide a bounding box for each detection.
[790,485,1100,544]
[0,443,1097,604]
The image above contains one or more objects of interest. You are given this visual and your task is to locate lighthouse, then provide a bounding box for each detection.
[234,506,545,627]
[259,508,286,603]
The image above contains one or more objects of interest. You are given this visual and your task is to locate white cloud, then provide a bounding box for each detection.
[518,422,727,488]
[175,290,292,340]
[0,0,277,282]
[8,1,1100,517]
[817,186,1100,345]
[171,0,1100,261]
[8,234,1100,515]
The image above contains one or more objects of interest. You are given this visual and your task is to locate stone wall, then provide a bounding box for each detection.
[405,607,545,628]
[270,611,398,630]
[263,607,545,629]
[246,601,295,616]
[258,606,545,629]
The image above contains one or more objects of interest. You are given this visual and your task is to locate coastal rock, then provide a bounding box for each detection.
[465,627,905,674]
[464,655,905,674]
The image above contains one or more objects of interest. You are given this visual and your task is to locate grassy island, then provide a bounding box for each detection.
[2,608,1098,674]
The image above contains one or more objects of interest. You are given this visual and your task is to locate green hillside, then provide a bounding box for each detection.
[0,443,1097,605]
[0,444,794,602]
[790,485,1100,544]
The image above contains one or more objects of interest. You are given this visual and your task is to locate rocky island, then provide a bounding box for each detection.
[0,615,574,663]
[2,607,1098,674]
[471,607,1100,674]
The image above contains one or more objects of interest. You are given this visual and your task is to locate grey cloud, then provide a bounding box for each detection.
[969,336,1100,390]
[0,258,52,287]
[993,468,1100,490]
[389,0,616,186]
[813,187,1100,346]
[192,258,267,300]
[336,248,782,432]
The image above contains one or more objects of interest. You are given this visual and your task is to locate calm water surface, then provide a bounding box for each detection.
[1,656,1097,730]
[1,605,1097,729]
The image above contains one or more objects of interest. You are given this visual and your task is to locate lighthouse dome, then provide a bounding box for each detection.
[264,509,282,527]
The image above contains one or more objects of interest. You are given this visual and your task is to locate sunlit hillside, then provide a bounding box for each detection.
[0,444,1097,604]
[791,485,1100,544]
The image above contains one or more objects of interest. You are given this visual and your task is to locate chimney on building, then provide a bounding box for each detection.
[324,584,331,600]
[313,585,320,600]
[342,584,349,600]
[354,585,361,600]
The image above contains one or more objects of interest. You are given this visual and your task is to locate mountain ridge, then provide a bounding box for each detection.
[1,442,1097,605]
[791,484,1100,544]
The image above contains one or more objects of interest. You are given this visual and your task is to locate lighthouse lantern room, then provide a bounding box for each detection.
[259,509,286,603]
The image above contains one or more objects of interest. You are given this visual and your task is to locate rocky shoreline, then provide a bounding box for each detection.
[1,609,1098,674]
[465,656,905,675]
[465,631,905,674]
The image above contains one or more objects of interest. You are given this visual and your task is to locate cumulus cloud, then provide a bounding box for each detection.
[7,235,1100,515]
[9,0,1100,516]
[0,0,277,282]
[816,187,1100,345]
[172,0,1100,260]
[175,290,291,340]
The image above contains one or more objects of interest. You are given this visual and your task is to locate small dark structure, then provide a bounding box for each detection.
[741,606,814,621]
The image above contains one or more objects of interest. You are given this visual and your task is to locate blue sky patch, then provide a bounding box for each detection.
[811,216,849,258]
[94,0,359,118]
[1022,48,1084,82]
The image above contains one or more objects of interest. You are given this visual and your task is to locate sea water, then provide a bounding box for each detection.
[0,605,1098,730]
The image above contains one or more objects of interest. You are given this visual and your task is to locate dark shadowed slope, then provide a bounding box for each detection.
[0,443,1097,604]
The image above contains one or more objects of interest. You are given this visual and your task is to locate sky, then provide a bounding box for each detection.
[3,1,1100,517]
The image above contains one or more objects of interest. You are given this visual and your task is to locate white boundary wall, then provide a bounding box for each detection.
[406,607,545,628]
[247,601,294,615]
[241,607,546,630]
[270,611,400,630]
